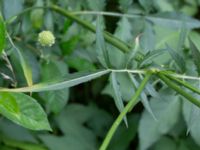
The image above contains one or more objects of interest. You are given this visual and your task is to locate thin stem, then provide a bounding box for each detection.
[157,73,200,108]
[71,10,141,18]
[50,5,131,53]
[109,69,146,74]
[99,72,152,150]
[165,73,200,95]
[5,5,131,53]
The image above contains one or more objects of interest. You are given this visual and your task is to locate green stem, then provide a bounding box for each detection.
[99,72,152,150]
[50,5,130,52]
[157,73,200,108]
[6,5,131,53]
[164,73,200,95]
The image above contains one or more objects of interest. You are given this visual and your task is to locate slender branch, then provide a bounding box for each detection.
[170,74,200,80]
[49,5,131,53]
[6,5,131,53]
[165,74,200,95]
[99,72,152,150]
[157,73,200,108]
[110,69,146,74]
[71,10,141,18]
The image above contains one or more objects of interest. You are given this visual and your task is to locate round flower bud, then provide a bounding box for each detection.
[38,30,55,47]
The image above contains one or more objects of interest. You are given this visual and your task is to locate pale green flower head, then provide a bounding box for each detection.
[38,30,55,47]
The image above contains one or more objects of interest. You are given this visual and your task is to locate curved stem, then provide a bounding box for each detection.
[6,5,131,53]
[99,72,152,150]
[157,73,200,108]
[49,5,130,52]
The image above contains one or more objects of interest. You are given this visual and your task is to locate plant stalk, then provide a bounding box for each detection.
[99,72,152,150]
[157,73,200,108]
[164,73,200,95]
[50,5,130,53]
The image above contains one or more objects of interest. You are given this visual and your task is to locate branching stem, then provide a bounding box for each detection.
[99,72,152,150]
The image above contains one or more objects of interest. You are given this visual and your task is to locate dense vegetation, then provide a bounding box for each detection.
[1,0,200,150]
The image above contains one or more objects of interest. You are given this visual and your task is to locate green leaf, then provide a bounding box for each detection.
[60,36,79,55]
[139,0,153,12]
[177,22,188,53]
[0,120,37,143]
[7,34,33,87]
[139,88,181,150]
[128,73,156,120]
[39,60,69,114]
[0,70,110,92]
[96,16,109,68]
[0,135,47,150]
[110,72,127,126]
[155,26,180,50]
[126,36,140,67]
[0,92,51,131]
[140,23,155,53]
[151,136,177,150]
[3,0,23,19]
[107,45,126,69]
[87,0,105,11]
[0,14,5,54]
[166,44,186,72]
[67,57,96,71]
[102,73,135,101]
[39,104,109,150]
[114,17,132,42]
[139,49,166,67]
[146,12,200,29]
[17,50,33,87]
[30,0,44,29]
[189,37,200,74]
[183,97,200,146]
[153,0,174,11]
[108,115,139,150]
[30,9,44,29]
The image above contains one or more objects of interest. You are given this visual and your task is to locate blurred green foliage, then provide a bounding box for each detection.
[1,0,200,150]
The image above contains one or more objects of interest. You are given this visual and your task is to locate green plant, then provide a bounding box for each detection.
[1,0,200,150]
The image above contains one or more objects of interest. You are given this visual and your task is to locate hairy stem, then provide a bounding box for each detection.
[157,73,200,108]
[99,72,152,150]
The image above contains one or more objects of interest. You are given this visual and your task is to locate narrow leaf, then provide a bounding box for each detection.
[0,70,110,92]
[139,88,181,150]
[145,83,158,97]
[183,98,200,145]
[96,16,110,68]
[7,33,33,87]
[114,16,132,42]
[128,73,157,121]
[0,13,5,54]
[177,21,188,52]
[189,38,200,74]
[111,72,128,126]
[139,49,166,67]
[0,92,51,130]
[166,44,186,72]
[126,36,140,67]
[146,12,200,29]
